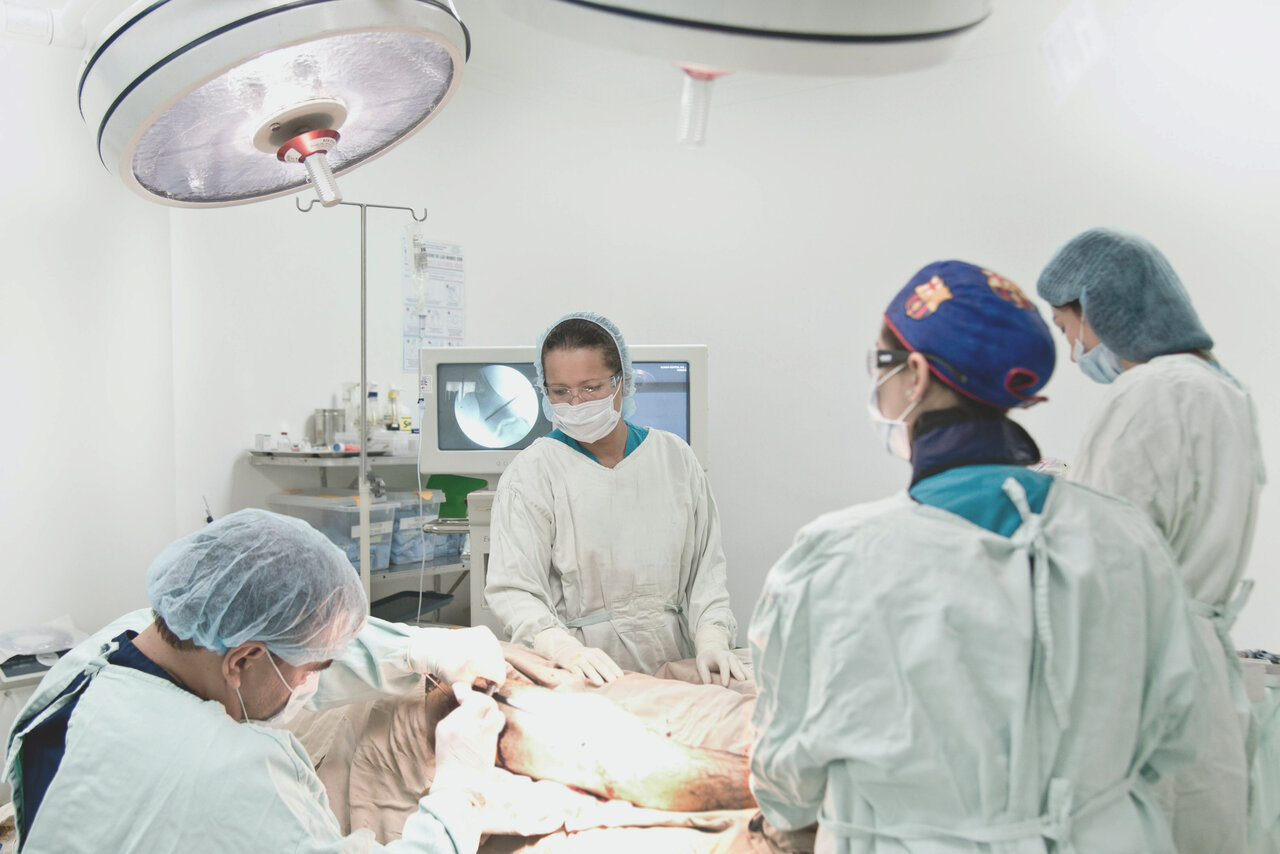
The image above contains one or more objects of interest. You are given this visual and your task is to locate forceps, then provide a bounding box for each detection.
[424,671,530,713]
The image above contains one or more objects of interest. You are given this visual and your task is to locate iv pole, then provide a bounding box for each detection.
[297,198,428,599]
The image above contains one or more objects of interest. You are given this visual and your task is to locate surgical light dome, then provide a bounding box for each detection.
[76,0,470,208]
[492,0,992,77]
[492,0,990,145]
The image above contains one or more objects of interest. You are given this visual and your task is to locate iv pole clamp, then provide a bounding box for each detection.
[296,198,429,599]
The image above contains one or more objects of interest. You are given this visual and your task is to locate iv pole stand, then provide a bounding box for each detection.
[297,198,428,600]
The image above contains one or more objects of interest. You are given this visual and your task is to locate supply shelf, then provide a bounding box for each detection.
[375,554,469,579]
[247,452,420,468]
[247,452,475,625]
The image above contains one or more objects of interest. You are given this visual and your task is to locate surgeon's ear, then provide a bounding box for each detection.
[222,641,268,689]
[906,351,932,402]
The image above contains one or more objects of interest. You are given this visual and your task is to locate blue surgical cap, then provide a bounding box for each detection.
[147,508,368,665]
[1036,227,1213,362]
[884,261,1056,409]
[535,311,636,421]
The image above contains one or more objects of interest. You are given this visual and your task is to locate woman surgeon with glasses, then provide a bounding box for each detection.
[484,311,743,687]
[748,261,1209,852]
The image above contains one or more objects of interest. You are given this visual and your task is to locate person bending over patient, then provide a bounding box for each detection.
[4,509,507,854]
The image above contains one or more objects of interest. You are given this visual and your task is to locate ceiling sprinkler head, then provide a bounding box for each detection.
[277,129,342,206]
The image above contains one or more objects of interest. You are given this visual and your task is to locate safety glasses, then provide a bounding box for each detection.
[866,348,968,383]
[543,373,622,403]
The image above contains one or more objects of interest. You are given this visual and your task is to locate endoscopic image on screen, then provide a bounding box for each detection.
[436,362,551,451]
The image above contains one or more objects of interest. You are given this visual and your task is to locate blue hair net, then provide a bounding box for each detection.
[534,311,636,421]
[147,508,368,665]
[1036,227,1213,362]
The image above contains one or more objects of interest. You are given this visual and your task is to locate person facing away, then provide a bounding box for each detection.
[4,508,509,853]
[750,260,1209,853]
[1038,226,1267,854]
[485,311,742,687]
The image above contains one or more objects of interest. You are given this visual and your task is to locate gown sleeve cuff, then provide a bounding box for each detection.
[418,788,485,854]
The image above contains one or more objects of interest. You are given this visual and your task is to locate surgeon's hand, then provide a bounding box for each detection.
[431,683,505,792]
[696,646,746,687]
[1030,456,1070,476]
[533,627,623,686]
[695,626,746,687]
[408,626,506,688]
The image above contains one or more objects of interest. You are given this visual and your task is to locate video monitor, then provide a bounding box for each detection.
[419,345,708,475]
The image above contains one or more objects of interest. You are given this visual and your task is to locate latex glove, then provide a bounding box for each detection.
[533,627,623,686]
[431,683,505,792]
[695,626,746,687]
[408,625,506,688]
[1030,457,1069,476]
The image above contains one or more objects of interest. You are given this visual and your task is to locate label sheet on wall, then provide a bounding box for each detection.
[402,226,465,372]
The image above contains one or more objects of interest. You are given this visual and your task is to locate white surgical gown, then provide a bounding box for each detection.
[1248,682,1280,854]
[1072,354,1267,854]
[485,429,737,674]
[750,479,1206,853]
[4,609,479,853]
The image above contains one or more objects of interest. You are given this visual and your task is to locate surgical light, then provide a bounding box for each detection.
[75,0,470,207]
[492,0,991,145]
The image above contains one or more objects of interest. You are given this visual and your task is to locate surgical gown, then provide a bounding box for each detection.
[1072,354,1266,854]
[1248,680,1280,854]
[485,428,737,674]
[750,471,1206,853]
[4,609,481,853]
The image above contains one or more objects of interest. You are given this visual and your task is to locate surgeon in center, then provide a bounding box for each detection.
[485,311,742,686]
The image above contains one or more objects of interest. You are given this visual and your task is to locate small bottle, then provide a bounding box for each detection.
[365,383,383,438]
[397,386,414,432]
[385,387,402,432]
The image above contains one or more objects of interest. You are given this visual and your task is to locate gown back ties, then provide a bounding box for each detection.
[816,478,1144,852]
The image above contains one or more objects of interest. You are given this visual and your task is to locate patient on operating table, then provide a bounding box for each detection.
[422,674,755,812]
[309,643,812,852]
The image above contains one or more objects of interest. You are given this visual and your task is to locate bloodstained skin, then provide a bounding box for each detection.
[424,680,754,812]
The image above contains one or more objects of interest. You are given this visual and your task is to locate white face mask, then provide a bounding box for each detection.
[867,364,920,460]
[267,656,320,725]
[1072,337,1124,384]
[237,655,321,726]
[551,382,623,443]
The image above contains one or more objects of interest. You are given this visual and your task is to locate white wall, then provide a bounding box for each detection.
[0,39,173,635]
[0,33,174,797]
[163,0,1280,649]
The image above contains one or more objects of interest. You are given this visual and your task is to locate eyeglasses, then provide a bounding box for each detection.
[867,348,969,383]
[543,373,621,403]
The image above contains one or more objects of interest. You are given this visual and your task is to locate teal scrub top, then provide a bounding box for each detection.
[547,422,649,464]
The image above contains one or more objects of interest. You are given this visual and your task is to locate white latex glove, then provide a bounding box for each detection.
[533,627,623,686]
[431,683,505,792]
[1030,457,1070,476]
[408,625,506,688]
[695,627,746,687]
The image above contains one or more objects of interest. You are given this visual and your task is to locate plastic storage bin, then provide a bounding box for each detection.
[268,489,395,571]
[435,532,466,557]
[387,490,444,566]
